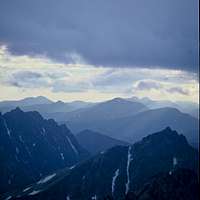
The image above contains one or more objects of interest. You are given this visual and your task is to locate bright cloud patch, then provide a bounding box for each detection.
[0,45,198,103]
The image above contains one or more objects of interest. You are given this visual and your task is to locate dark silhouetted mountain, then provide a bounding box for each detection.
[123,169,199,200]
[76,129,129,155]
[6,127,198,200]
[0,108,89,194]
[136,169,199,200]
[67,107,199,148]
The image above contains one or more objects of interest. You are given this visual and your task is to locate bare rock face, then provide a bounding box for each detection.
[0,108,89,194]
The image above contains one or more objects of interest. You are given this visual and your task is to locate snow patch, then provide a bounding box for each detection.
[173,157,178,167]
[69,165,76,170]
[28,190,42,196]
[112,169,119,195]
[4,196,12,200]
[37,173,56,184]
[91,195,97,200]
[16,147,19,154]
[19,135,24,143]
[125,146,133,194]
[66,136,79,155]
[4,120,11,137]
[60,153,65,160]
[23,186,31,192]
[41,128,46,135]
[66,196,70,200]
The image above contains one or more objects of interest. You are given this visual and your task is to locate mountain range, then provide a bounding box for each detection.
[127,96,199,118]
[0,96,93,116]
[0,96,198,148]
[2,127,198,200]
[66,106,199,148]
[0,108,89,194]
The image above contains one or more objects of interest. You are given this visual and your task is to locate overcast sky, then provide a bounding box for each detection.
[0,0,199,102]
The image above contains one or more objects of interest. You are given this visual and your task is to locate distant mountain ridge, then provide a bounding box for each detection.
[0,96,94,115]
[5,127,198,200]
[0,108,89,194]
[127,96,199,118]
[67,107,199,148]
[0,96,53,112]
[57,98,148,123]
[76,129,129,155]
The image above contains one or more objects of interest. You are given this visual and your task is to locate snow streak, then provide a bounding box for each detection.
[4,120,11,137]
[112,169,119,195]
[4,196,12,200]
[125,146,133,194]
[66,136,79,155]
[23,186,31,192]
[60,153,65,160]
[37,173,56,184]
[173,157,178,167]
[28,190,42,196]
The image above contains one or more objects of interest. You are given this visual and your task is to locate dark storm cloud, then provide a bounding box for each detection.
[0,0,198,72]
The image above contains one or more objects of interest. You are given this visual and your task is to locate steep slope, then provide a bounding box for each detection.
[0,108,89,194]
[133,169,199,200]
[76,129,129,155]
[7,127,198,200]
[67,107,199,148]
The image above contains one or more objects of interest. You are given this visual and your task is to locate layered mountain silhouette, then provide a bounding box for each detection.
[67,107,199,148]
[0,108,89,194]
[4,127,198,200]
[60,98,148,122]
[76,129,129,155]
[0,96,93,117]
[0,97,198,149]
[0,96,53,113]
[127,96,199,118]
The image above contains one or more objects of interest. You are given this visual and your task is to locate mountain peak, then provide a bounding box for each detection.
[164,126,172,132]
[136,127,189,150]
[55,100,65,105]
[11,106,24,113]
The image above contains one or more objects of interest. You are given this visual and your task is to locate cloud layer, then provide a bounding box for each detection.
[0,46,198,102]
[0,0,198,72]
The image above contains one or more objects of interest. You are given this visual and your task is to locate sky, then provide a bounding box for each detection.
[0,0,199,103]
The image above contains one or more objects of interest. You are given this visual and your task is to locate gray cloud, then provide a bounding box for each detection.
[8,71,50,88]
[0,0,198,72]
[6,70,90,93]
[134,80,163,90]
[167,87,189,95]
[133,79,191,96]
[52,80,90,93]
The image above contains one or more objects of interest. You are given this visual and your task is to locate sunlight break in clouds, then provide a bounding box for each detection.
[0,45,198,103]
